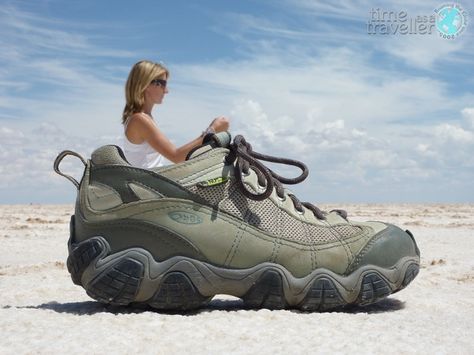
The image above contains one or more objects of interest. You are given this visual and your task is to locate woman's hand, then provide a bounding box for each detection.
[210,116,230,133]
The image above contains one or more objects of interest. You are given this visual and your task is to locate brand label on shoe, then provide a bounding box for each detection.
[168,211,203,225]
[200,176,228,187]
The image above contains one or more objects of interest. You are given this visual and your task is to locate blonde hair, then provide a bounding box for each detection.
[122,60,169,124]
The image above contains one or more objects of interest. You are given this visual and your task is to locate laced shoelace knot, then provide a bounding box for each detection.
[224,135,347,220]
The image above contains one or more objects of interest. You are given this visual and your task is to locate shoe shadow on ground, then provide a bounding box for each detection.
[6,297,404,315]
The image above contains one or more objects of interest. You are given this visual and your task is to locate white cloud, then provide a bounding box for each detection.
[175,49,464,131]
[416,143,435,157]
[0,122,121,200]
[231,100,297,139]
[462,108,474,129]
[434,123,474,144]
[0,126,25,144]
[230,99,378,159]
[380,34,467,69]
[320,119,344,132]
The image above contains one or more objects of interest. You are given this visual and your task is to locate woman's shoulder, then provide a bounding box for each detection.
[127,112,158,138]
[129,112,152,121]
[128,112,156,127]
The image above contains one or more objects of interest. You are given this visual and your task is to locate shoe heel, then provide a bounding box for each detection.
[86,257,144,306]
[67,237,104,286]
[67,236,144,306]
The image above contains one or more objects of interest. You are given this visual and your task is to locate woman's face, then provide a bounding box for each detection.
[144,78,168,105]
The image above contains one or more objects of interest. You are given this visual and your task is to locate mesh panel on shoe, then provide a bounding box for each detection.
[244,197,344,243]
[188,180,361,244]
[187,181,249,220]
[219,187,250,220]
[246,197,277,230]
[187,181,234,206]
[332,225,362,238]
[304,223,361,243]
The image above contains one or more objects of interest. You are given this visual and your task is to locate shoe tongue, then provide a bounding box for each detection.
[186,131,232,160]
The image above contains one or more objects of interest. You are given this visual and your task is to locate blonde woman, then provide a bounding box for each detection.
[122,60,230,168]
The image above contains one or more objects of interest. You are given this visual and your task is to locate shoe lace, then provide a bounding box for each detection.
[225,135,347,220]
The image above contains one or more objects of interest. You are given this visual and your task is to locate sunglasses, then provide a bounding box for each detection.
[150,79,167,88]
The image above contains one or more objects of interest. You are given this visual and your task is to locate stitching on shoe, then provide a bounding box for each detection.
[323,219,353,261]
[344,226,389,274]
[270,239,282,263]
[224,223,245,266]
[227,224,246,266]
[310,244,316,270]
[270,238,278,262]
[224,230,239,266]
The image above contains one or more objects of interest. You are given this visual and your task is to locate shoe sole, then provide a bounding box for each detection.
[67,236,419,312]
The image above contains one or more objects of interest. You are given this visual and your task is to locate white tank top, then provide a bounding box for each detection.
[122,115,164,169]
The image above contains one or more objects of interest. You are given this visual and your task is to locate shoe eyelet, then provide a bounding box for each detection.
[241,170,250,177]
[277,194,286,202]
[295,208,305,215]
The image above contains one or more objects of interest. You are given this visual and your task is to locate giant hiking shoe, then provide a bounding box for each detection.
[54,132,420,311]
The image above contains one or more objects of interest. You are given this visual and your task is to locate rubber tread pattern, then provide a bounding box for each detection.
[67,239,103,286]
[402,263,420,288]
[357,272,392,305]
[86,258,144,305]
[242,270,287,309]
[299,278,345,311]
[148,272,211,311]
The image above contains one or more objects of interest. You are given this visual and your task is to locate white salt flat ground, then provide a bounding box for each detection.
[0,204,473,354]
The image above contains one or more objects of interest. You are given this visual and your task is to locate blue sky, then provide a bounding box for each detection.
[1,0,473,203]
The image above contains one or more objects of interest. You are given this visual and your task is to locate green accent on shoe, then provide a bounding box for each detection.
[199,176,229,187]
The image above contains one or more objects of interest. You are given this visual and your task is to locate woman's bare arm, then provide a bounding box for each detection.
[126,113,229,163]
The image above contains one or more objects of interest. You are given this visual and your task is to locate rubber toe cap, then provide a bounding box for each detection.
[348,224,420,273]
